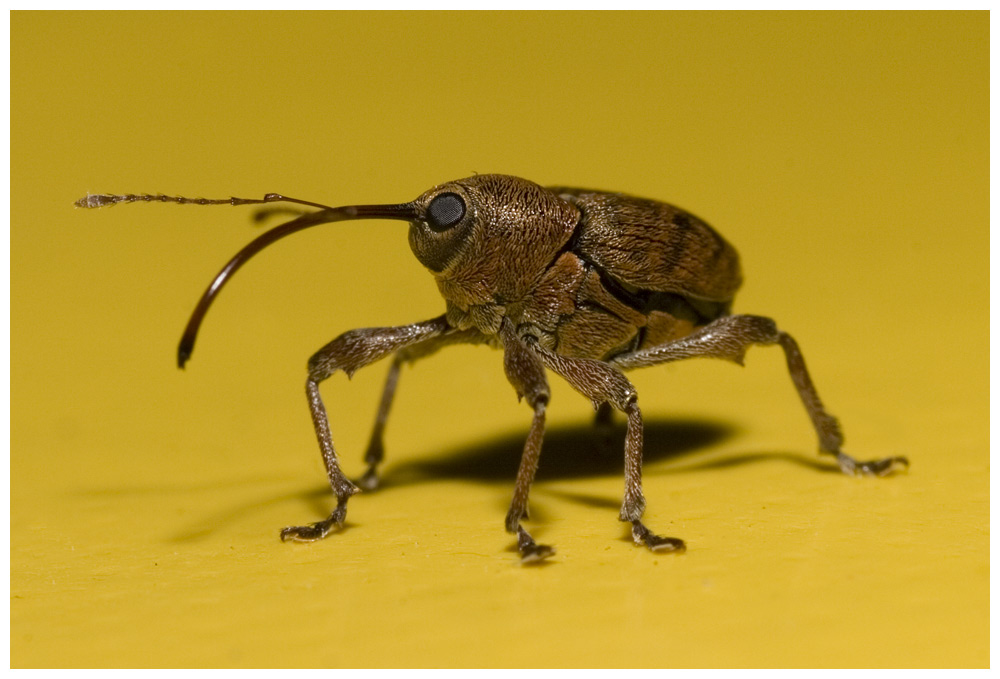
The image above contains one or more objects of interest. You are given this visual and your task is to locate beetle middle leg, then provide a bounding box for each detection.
[611,314,909,476]
[500,322,555,563]
[280,315,453,542]
[523,335,686,554]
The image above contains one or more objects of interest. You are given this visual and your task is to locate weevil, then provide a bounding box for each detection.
[77,174,908,562]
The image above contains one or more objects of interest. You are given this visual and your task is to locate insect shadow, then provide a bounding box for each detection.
[385,416,737,488]
[165,417,825,543]
[283,416,743,532]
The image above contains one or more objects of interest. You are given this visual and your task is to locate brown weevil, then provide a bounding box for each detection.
[76,174,908,562]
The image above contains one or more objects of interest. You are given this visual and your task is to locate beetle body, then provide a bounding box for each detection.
[415,176,740,361]
[77,174,907,563]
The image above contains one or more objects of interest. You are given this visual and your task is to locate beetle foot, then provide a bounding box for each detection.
[517,526,555,564]
[362,437,384,487]
[279,503,347,542]
[594,401,615,427]
[836,452,909,477]
[631,520,685,554]
[593,402,617,454]
[356,466,380,491]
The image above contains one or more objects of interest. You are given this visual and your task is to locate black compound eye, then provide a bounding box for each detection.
[426,192,466,232]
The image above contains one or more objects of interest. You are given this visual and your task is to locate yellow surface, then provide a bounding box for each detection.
[12,12,988,668]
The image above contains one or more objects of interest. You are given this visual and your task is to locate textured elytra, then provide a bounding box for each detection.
[574,193,742,302]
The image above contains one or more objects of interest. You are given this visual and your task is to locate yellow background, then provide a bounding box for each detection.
[12,12,988,668]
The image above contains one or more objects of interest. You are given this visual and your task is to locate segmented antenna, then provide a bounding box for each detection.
[74,192,337,211]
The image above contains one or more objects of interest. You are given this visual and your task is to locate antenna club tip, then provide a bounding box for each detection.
[177,348,191,369]
[75,194,115,209]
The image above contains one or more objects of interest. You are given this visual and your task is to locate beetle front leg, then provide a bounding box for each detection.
[357,356,402,491]
[279,315,452,542]
[611,315,908,477]
[359,327,489,491]
[500,322,555,563]
[278,377,359,542]
[526,339,685,554]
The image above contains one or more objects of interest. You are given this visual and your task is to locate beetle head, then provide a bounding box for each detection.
[407,175,580,309]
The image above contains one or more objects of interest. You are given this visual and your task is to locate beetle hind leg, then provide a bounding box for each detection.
[612,315,909,477]
[776,331,908,476]
[835,453,908,477]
